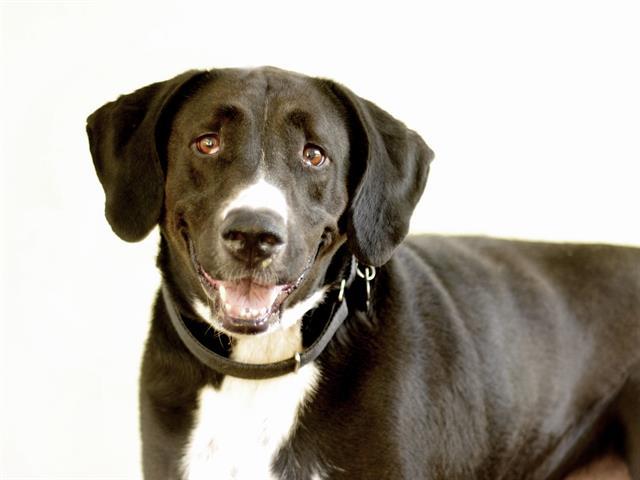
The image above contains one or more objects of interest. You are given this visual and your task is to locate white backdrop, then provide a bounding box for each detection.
[1,1,639,478]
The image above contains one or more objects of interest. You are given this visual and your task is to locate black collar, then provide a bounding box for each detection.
[162,256,359,380]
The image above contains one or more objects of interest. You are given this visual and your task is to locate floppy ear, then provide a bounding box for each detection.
[86,70,204,242]
[327,83,434,267]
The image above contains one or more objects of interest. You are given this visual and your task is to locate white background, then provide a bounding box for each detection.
[1,1,639,478]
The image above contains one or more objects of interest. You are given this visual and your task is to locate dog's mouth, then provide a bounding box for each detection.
[197,268,305,334]
[180,225,322,334]
[187,241,312,335]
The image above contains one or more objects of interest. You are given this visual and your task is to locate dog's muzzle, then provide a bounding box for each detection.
[187,207,313,335]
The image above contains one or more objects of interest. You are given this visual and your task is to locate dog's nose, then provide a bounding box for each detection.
[220,209,286,265]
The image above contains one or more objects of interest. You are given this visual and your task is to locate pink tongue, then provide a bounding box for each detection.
[219,279,284,318]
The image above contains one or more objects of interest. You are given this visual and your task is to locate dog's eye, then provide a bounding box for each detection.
[195,134,221,155]
[302,144,328,168]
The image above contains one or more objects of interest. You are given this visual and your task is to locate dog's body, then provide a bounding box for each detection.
[87,67,640,479]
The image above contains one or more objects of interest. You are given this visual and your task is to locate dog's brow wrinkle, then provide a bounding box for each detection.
[211,104,240,121]
[261,82,270,135]
[287,109,310,128]
[257,79,272,168]
[262,96,269,127]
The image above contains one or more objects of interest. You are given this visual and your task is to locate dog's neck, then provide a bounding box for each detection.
[231,324,303,364]
[230,286,329,363]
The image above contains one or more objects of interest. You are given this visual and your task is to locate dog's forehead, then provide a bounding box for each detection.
[178,67,344,127]
[213,66,312,97]
[165,67,351,217]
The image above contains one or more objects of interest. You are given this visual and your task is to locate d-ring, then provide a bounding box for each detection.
[356,266,376,281]
[356,266,376,310]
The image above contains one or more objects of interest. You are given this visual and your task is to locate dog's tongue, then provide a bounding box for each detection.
[219,279,284,319]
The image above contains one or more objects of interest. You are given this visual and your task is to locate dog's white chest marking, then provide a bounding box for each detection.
[182,325,320,480]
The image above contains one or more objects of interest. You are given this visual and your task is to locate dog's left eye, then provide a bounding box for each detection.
[302,144,328,168]
[195,134,221,155]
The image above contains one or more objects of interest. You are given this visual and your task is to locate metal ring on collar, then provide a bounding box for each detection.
[356,266,376,281]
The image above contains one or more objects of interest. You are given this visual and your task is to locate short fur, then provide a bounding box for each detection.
[87,67,640,480]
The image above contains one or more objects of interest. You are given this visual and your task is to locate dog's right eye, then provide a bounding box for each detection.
[302,144,328,168]
[195,134,221,155]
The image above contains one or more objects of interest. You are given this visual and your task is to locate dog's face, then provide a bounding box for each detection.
[163,69,351,335]
[87,67,433,337]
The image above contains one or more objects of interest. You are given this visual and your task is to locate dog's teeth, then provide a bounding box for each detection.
[219,285,226,301]
[261,258,272,269]
[221,301,270,319]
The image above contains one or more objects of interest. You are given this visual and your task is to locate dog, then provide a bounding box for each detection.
[87,67,639,480]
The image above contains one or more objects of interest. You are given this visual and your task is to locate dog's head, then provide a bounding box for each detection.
[87,67,433,336]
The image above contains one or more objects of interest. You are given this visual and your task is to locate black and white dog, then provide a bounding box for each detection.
[87,67,639,480]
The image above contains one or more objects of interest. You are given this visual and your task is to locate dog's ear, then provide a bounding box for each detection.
[86,70,204,242]
[327,82,434,267]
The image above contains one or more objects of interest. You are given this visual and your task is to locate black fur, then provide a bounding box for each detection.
[326,82,434,267]
[87,67,640,479]
[87,70,204,241]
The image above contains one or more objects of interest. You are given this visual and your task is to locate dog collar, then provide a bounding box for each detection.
[162,256,360,380]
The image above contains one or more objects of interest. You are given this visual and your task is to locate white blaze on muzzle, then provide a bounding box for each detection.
[221,178,289,224]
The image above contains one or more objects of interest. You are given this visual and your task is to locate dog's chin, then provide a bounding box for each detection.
[194,266,309,336]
